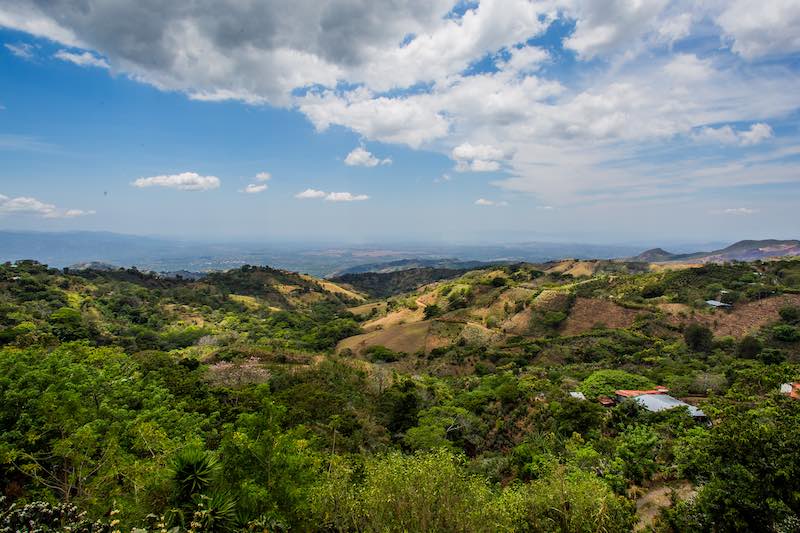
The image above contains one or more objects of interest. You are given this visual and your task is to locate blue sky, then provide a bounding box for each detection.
[1,1,799,244]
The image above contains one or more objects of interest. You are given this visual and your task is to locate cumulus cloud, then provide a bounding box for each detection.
[242,183,267,194]
[475,198,508,207]
[132,172,221,191]
[3,0,800,210]
[54,49,108,68]
[325,191,369,202]
[4,42,34,59]
[240,171,272,193]
[717,0,800,59]
[452,143,505,172]
[739,123,774,146]
[562,0,670,59]
[693,123,773,146]
[295,189,368,201]
[498,45,549,74]
[344,145,391,167]
[0,193,94,218]
[295,188,327,199]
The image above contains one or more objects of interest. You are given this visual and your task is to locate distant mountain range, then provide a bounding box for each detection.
[328,258,501,277]
[631,239,800,263]
[1,231,796,277]
[0,231,645,276]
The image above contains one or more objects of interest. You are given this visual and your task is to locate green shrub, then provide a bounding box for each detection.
[579,370,655,399]
[684,323,713,353]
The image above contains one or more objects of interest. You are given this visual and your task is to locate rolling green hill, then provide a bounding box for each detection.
[1,258,799,531]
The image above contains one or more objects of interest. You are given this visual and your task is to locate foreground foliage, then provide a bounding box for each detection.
[0,260,798,531]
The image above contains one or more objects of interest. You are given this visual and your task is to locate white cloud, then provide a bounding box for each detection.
[299,89,449,148]
[712,207,759,215]
[4,42,34,59]
[499,45,549,74]
[717,0,800,59]
[242,183,267,194]
[452,143,505,172]
[3,0,800,213]
[344,145,391,167]
[132,172,220,191]
[693,123,773,146]
[254,171,271,182]
[54,49,108,68]
[739,123,774,146]
[64,208,96,217]
[562,0,669,59]
[663,54,713,81]
[295,188,327,199]
[325,191,369,202]
[434,173,452,183]
[0,194,94,218]
[475,198,508,207]
[295,188,368,201]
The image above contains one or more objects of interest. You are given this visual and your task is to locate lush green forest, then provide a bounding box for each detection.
[1,259,799,532]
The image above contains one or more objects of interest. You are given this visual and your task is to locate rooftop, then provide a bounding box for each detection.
[780,382,800,399]
[616,386,669,398]
[706,300,732,308]
[632,394,706,417]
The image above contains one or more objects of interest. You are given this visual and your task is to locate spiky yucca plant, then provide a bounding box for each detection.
[172,447,220,505]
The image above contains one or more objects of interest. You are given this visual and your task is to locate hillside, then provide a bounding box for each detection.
[330,266,479,298]
[632,239,800,263]
[336,259,800,359]
[0,258,798,531]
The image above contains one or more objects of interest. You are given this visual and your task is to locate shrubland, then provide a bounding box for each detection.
[0,259,798,531]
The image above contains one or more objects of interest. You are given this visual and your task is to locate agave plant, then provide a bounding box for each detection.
[189,492,238,533]
[172,447,220,505]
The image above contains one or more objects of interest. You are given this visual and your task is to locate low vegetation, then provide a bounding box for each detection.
[0,258,799,531]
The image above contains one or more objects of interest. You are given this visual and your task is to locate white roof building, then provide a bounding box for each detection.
[632,394,706,418]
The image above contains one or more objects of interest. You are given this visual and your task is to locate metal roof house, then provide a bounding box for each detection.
[705,299,732,308]
[631,394,706,418]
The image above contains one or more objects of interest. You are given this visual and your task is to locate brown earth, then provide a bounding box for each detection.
[562,297,646,335]
[635,481,695,531]
[501,307,533,336]
[337,320,435,355]
[363,306,425,332]
[347,301,387,317]
[668,294,800,337]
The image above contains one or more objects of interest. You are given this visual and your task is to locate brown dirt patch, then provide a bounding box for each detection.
[363,306,424,332]
[300,275,365,301]
[635,481,695,531]
[669,294,800,338]
[501,307,533,336]
[348,301,388,317]
[562,297,645,335]
[658,303,692,316]
[532,290,572,312]
[336,320,433,355]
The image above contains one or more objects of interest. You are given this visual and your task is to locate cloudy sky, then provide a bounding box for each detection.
[1,0,799,244]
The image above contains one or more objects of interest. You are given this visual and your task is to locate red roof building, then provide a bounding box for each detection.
[615,386,669,400]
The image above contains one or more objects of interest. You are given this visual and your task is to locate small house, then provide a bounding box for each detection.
[780,382,800,399]
[615,386,669,403]
[631,393,706,419]
[705,299,731,308]
[597,396,615,407]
